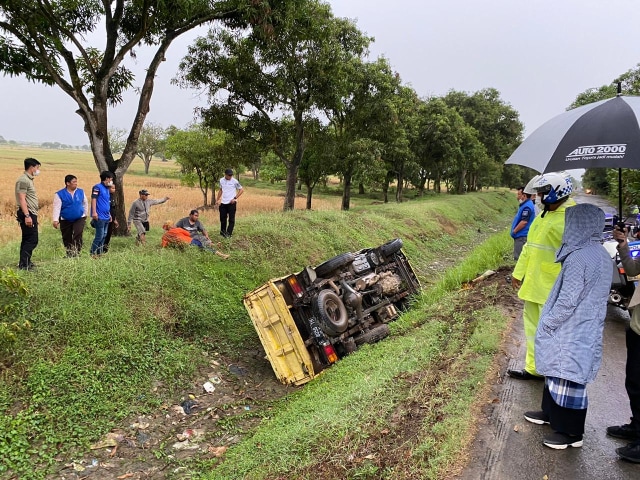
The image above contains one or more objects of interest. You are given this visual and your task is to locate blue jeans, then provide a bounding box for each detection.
[90,219,110,255]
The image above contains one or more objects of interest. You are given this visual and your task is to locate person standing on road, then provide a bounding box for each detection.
[511,186,535,260]
[608,224,640,463]
[214,169,243,238]
[523,203,612,449]
[52,174,88,257]
[509,173,576,380]
[90,171,114,257]
[127,189,170,245]
[15,157,41,270]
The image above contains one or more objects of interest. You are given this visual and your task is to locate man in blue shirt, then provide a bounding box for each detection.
[90,171,114,256]
[511,186,536,260]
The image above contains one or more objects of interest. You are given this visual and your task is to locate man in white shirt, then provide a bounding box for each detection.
[214,169,244,238]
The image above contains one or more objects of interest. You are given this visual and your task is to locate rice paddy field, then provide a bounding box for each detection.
[0,145,343,249]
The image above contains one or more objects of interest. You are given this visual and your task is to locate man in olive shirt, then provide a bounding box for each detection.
[15,157,41,270]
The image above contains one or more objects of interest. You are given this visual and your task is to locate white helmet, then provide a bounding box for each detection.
[533,172,573,205]
[523,175,542,195]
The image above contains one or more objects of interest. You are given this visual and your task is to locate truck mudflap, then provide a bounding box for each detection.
[243,281,315,386]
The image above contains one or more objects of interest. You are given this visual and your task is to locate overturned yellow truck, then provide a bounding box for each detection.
[243,239,421,385]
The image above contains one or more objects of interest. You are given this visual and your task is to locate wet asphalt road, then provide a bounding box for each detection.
[458,193,639,480]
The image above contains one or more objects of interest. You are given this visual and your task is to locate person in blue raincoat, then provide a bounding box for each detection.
[523,203,612,450]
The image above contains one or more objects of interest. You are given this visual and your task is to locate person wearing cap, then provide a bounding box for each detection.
[52,174,88,257]
[126,189,170,245]
[214,168,243,238]
[510,186,536,260]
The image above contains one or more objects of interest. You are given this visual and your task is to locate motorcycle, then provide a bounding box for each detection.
[602,214,640,309]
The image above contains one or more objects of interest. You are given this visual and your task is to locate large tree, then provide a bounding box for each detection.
[136,122,166,174]
[175,0,370,210]
[0,0,281,229]
[165,125,237,207]
[444,88,523,190]
[323,57,399,210]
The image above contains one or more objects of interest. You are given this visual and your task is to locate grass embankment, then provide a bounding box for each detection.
[0,190,516,479]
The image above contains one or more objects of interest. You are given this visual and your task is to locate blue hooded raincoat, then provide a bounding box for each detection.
[534,203,612,385]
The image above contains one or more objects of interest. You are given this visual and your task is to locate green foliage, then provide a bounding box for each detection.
[0,268,31,357]
[165,125,237,205]
[176,0,372,210]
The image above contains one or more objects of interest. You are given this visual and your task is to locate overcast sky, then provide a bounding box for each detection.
[1,0,640,146]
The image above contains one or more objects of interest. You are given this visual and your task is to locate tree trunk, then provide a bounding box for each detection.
[418,175,427,196]
[358,182,365,194]
[282,112,305,211]
[341,170,352,211]
[306,184,313,210]
[144,156,151,174]
[76,37,176,235]
[396,171,404,202]
[283,165,299,211]
[457,169,467,194]
[112,175,128,236]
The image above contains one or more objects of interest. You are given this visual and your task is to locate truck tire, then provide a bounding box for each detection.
[354,324,390,346]
[314,289,349,336]
[380,238,403,257]
[314,252,355,277]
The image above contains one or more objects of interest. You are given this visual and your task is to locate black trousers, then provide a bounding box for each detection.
[17,211,38,268]
[219,202,237,235]
[60,217,86,256]
[626,327,640,432]
[542,383,587,436]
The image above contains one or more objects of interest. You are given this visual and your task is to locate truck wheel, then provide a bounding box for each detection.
[314,252,355,277]
[354,324,390,346]
[314,290,349,336]
[380,238,403,257]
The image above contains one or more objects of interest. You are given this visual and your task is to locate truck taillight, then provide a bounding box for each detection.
[287,276,304,298]
[323,344,338,364]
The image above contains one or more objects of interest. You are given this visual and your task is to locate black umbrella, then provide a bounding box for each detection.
[506,87,640,216]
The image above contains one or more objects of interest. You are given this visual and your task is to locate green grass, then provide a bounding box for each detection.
[0,189,516,479]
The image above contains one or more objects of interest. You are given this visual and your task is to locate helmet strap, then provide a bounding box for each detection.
[541,204,550,218]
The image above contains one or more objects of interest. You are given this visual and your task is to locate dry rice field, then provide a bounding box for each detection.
[0,145,342,244]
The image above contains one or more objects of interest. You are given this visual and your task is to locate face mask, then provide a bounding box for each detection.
[33,169,41,176]
[106,181,114,187]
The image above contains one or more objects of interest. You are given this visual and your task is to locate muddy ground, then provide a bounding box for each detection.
[54,261,517,480]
